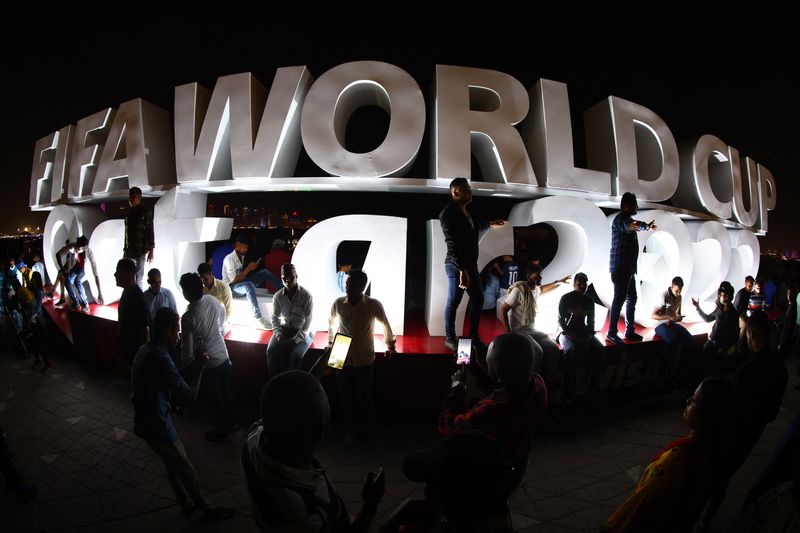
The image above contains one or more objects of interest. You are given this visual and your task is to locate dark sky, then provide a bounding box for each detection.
[2,11,797,249]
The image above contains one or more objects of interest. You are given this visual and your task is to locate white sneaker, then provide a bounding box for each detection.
[256,317,270,330]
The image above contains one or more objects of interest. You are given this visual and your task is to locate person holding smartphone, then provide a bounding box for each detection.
[221,233,281,329]
[439,333,547,490]
[652,276,694,384]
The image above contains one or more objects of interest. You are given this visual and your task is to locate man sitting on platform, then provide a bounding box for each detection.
[142,268,177,324]
[267,263,313,379]
[557,272,603,403]
[501,264,570,395]
[221,233,279,329]
[652,276,694,383]
[198,262,233,328]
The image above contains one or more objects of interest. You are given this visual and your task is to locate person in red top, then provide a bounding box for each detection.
[262,239,292,292]
[438,333,547,488]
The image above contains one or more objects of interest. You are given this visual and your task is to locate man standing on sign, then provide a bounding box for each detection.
[606,192,657,345]
[124,187,155,290]
[440,177,503,352]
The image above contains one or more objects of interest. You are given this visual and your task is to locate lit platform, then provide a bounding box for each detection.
[43,297,714,420]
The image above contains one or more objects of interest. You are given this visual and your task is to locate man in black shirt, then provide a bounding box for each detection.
[558,272,604,402]
[733,275,755,347]
[439,177,502,351]
[115,258,149,366]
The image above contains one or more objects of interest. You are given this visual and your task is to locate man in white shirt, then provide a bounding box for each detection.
[179,272,237,442]
[328,270,396,443]
[268,264,313,379]
[221,234,279,328]
[501,264,570,398]
[143,268,178,324]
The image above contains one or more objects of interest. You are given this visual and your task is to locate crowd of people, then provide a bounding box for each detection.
[1,180,798,531]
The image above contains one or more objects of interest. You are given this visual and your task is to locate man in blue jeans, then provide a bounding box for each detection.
[439,177,503,351]
[607,192,657,345]
[267,264,314,379]
[221,234,280,329]
[57,236,104,312]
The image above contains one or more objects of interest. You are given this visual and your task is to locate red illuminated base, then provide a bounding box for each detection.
[44,297,713,420]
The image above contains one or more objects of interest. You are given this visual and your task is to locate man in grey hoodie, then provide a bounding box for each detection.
[241,371,384,532]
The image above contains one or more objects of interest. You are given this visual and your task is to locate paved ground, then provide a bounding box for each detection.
[1,345,798,532]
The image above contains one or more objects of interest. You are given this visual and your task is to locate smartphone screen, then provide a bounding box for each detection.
[456,338,471,365]
[327,333,353,369]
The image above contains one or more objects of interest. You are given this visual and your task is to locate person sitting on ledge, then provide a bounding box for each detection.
[241,370,385,532]
[557,272,604,403]
[690,281,739,388]
[652,276,694,384]
[501,264,570,396]
[198,262,233,327]
[142,268,177,324]
[267,263,313,379]
[221,233,279,329]
[439,333,547,490]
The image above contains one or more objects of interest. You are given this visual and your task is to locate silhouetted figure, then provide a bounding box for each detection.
[691,281,739,387]
[124,186,155,289]
[698,311,788,531]
[267,263,313,379]
[606,377,733,532]
[438,333,547,489]
[0,426,37,504]
[241,371,384,532]
[130,307,234,520]
[115,258,149,365]
[392,431,516,532]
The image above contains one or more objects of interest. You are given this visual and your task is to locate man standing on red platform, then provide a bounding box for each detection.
[439,177,503,352]
[606,192,656,345]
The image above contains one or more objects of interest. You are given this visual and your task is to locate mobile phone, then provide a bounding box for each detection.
[327,333,353,369]
[456,338,472,365]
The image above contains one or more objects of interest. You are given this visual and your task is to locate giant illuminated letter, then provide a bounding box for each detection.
[508,197,612,335]
[92,99,175,196]
[673,135,733,219]
[292,215,407,335]
[301,61,425,177]
[433,65,535,184]
[522,79,611,193]
[175,68,312,182]
[585,96,679,202]
[68,108,116,200]
[30,125,73,208]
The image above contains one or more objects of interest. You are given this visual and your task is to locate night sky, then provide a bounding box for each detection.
[2,11,797,250]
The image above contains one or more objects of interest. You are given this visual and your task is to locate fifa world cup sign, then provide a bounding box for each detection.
[30,62,775,336]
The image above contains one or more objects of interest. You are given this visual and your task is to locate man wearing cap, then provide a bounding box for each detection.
[263,238,292,293]
[692,281,739,381]
[124,186,155,290]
